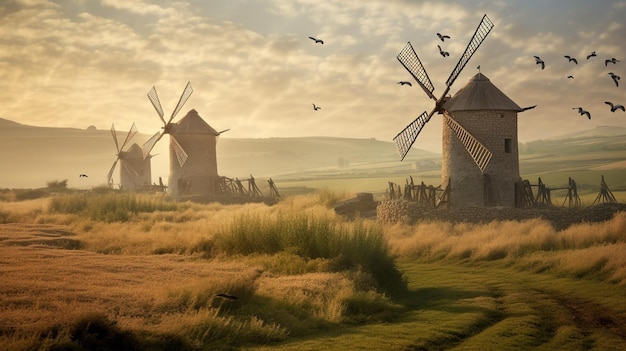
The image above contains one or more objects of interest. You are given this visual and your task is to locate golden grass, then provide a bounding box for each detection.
[1,189,625,350]
[385,212,626,285]
[1,190,400,350]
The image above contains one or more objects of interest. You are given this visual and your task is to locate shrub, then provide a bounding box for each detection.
[215,212,405,293]
[47,179,68,190]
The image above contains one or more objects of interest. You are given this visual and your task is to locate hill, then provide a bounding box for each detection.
[0,117,624,194]
[0,118,437,189]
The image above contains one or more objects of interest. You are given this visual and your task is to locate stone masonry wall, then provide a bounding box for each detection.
[376,200,626,231]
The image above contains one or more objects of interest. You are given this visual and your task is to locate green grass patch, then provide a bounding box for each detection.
[48,192,181,222]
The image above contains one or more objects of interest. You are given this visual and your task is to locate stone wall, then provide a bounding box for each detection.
[376,200,626,231]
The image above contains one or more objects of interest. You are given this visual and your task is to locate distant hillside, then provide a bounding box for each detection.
[552,125,626,139]
[1,117,624,191]
[0,118,437,189]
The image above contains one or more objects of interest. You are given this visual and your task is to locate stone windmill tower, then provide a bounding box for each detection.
[168,109,222,196]
[142,82,227,197]
[441,73,522,207]
[107,123,152,190]
[393,14,529,208]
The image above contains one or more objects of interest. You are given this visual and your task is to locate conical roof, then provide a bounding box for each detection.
[120,143,144,159]
[442,73,521,112]
[174,109,219,135]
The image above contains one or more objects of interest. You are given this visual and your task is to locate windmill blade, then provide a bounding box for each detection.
[121,160,140,185]
[445,117,492,173]
[107,158,119,185]
[119,122,138,151]
[142,131,162,160]
[445,14,494,87]
[397,42,437,101]
[110,124,120,153]
[147,86,166,125]
[393,110,435,161]
[171,135,189,167]
[168,81,193,124]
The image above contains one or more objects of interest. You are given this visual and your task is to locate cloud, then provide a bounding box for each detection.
[100,0,173,16]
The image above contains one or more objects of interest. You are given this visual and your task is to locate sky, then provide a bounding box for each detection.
[1,0,625,154]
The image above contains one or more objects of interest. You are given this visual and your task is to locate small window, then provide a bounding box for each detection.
[504,138,512,153]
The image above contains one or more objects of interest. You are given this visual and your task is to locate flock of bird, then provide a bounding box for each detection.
[308,36,324,111]
[533,51,623,120]
[309,30,621,124]
[396,32,453,88]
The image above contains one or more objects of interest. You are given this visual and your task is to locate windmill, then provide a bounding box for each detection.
[142,81,193,167]
[394,15,524,207]
[142,82,228,197]
[394,14,494,168]
[107,123,151,190]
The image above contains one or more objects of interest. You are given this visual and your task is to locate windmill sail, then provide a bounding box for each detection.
[397,42,436,100]
[170,135,189,167]
[445,116,492,173]
[393,111,432,160]
[169,81,193,124]
[142,131,161,160]
[446,14,494,87]
[147,87,165,124]
[143,81,193,165]
[394,14,494,165]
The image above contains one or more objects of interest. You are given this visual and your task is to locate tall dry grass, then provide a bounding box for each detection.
[0,189,402,350]
[385,212,626,285]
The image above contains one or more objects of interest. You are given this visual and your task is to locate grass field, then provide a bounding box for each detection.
[1,190,625,350]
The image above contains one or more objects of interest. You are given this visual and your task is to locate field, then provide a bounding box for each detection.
[1,190,625,350]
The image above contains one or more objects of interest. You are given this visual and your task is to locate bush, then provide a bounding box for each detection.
[47,179,68,190]
[215,212,405,293]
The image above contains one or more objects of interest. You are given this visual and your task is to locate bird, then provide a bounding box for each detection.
[312,103,321,110]
[605,58,620,66]
[397,81,412,86]
[533,56,545,70]
[436,32,450,42]
[215,293,238,301]
[567,75,574,79]
[586,51,597,60]
[308,36,323,44]
[437,45,449,57]
[572,107,591,119]
[604,101,625,112]
[608,72,620,87]
[520,105,537,112]
[564,55,578,64]
[79,174,88,178]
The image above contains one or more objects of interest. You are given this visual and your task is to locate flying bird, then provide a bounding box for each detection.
[533,56,545,70]
[572,107,591,119]
[520,105,537,112]
[604,101,625,112]
[215,293,238,301]
[609,72,620,87]
[436,33,450,42]
[308,36,324,44]
[397,81,412,86]
[437,45,449,57]
[79,174,88,178]
[605,58,620,66]
[564,55,578,64]
[567,75,574,79]
[586,51,597,60]
[312,103,321,110]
